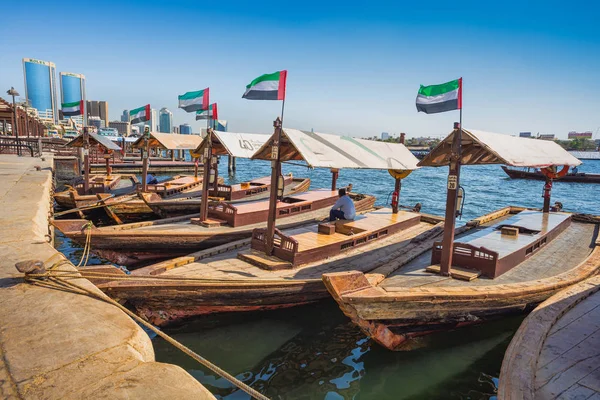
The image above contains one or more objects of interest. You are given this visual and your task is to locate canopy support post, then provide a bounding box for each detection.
[440,121,462,276]
[543,177,552,213]
[199,129,212,222]
[331,168,339,191]
[392,177,401,214]
[212,155,219,194]
[83,127,90,194]
[141,134,149,193]
[265,118,283,256]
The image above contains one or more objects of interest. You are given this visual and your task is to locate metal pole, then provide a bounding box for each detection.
[199,132,211,222]
[392,177,401,214]
[11,93,21,156]
[83,127,90,193]
[439,117,462,276]
[141,136,149,192]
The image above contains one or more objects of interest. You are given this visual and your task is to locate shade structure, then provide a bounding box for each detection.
[132,132,203,150]
[65,132,122,152]
[195,130,269,158]
[252,128,420,170]
[419,128,582,168]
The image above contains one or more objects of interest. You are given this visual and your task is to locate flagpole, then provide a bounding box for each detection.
[439,80,463,276]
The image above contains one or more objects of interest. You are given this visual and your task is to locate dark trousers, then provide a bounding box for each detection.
[329,209,345,221]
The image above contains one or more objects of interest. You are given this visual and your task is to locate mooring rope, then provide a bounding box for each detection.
[21,260,270,400]
[75,222,93,268]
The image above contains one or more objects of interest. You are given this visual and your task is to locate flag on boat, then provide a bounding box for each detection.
[416,78,462,114]
[195,103,218,120]
[242,70,287,100]
[61,100,84,116]
[178,88,209,112]
[129,104,151,124]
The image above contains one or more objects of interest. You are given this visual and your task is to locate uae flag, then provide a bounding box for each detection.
[242,70,287,100]
[62,100,84,116]
[416,78,462,114]
[178,88,209,112]
[130,104,150,124]
[195,103,218,121]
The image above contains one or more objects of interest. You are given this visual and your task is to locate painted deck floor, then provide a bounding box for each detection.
[381,220,597,291]
[534,288,600,399]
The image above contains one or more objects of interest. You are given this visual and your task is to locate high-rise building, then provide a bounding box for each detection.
[381,132,390,140]
[173,126,179,134]
[139,108,158,132]
[179,124,192,134]
[87,101,109,127]
[108,121,131,136]
[59,72,86,125]
[121,109,129,122]
[22,58,58,123]
[88,116,103,129]
[159,108,173,133]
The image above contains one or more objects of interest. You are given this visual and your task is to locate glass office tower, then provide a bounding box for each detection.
[23,58,58,123]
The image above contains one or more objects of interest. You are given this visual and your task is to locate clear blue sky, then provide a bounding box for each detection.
[0,0,598,139]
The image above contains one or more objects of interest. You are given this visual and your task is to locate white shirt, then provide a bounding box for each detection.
[332,195,356,220]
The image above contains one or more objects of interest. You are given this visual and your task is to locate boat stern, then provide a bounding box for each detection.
[51,219,94,235]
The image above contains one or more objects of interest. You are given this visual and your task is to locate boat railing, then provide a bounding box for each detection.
[250,228,298,263]
[431,241,499,277]
[207,201,237,224]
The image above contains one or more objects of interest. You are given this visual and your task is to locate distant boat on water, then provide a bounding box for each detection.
[502,166,600,183]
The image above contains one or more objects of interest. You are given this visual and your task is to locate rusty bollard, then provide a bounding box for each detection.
[15,260,46,276]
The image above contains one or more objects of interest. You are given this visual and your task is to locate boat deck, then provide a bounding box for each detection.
[381,219,597,291]
[232,189,336,215]
[159,212,431,280]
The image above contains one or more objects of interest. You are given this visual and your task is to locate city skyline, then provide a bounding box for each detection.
[1,0,598,139]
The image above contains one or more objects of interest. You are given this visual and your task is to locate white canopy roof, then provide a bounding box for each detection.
[66,132,122,151]
[252,128,420,170]
[132,132,203,150]
[419,128,582,168]
[196,130,269,159]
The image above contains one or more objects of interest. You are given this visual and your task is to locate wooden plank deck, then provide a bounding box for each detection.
[381,221,597,291]
[161,220,435,280]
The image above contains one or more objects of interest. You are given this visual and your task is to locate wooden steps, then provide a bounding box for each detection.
[237,249,293,270]
[425,264,481,281]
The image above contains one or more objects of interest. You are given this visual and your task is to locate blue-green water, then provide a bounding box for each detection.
[55,158,599,399]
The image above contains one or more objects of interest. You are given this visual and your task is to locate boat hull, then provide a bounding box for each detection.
[323,213,600,351]
[502,166,600,183]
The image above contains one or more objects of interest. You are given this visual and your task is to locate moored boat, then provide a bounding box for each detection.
[323,126,588,350]
[502,165,600,183]
[52,189,375,267]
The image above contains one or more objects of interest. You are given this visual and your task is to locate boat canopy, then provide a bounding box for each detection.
[195,130,269,158]
[65,132,122,151]
[419,128,582,168]
[132,132,203,150]
[252,128,420,170]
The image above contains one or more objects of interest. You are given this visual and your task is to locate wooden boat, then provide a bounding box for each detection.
[502,165,600,183]
[98,175,224,223]
[141,176,311,219]
[53,190,375,268]
[498,274,600,399]
[53,174,139,209]
[322,207,600,350]
[84,207,434,326]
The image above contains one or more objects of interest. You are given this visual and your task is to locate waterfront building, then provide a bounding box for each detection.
[381,132,390,140]
[87,101,109,127]
[568,131,593,140]
[22,58,58,123]
[538,134,555,140]
[519,132,532,138]
[173,126,179,134]
[159,108,173,133]
[59,72,86,125]
[121,109,129,122]
[88,116,103,129]
[108,120,131,136]
[179,123,192,134]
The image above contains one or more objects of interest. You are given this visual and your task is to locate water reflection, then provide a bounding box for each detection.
[153,301,523,400]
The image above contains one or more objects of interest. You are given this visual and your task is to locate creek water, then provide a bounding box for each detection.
[54,157,599,399]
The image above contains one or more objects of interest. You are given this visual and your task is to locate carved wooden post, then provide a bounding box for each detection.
[331,168,339,191]
[199,129,212,222]
[265,118,283,255]
[83,127,90,193]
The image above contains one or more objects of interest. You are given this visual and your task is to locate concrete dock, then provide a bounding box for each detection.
[0,154,214,399]
[499,275,600,399]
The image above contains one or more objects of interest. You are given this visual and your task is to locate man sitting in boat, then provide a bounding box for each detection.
[329,188,356,221]
[146,173,158,185]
